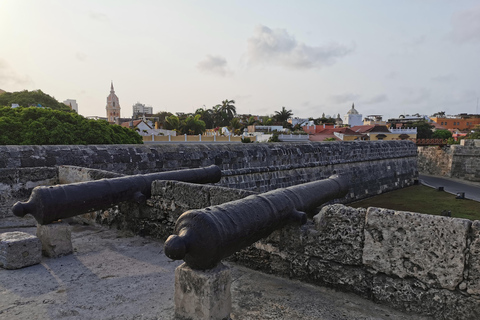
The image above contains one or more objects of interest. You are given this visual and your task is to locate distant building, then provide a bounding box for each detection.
[63,99,78,113]
[132,102,153,118]
[106,82,121,123]
[343,103,363,127]
[363,115,386,125]
[430,114,480,131]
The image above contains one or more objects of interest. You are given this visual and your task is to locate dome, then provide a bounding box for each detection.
[347,104,359,115]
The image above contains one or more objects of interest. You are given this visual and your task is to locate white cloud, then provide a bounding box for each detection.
[197,55,232,77]
[246,25,354,69]
[329,93,361,104]
[431,74,455,83]
[450,4,480,43]
[0,59,33,87]
[363,94,388,104]
[76,52,87,62]
[401,87,430,104]
[88,11,108,22]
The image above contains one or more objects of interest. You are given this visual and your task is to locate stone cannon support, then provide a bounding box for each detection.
[165,175,348,320]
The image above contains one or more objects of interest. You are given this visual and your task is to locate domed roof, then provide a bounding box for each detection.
[347,103,359,115]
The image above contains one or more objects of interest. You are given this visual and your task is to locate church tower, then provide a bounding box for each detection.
[106,81,121,123]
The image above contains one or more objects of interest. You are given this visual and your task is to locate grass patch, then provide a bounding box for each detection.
[349,185,480,220]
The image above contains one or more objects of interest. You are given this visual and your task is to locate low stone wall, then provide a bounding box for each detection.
[0,168,57,219]
[88,180,479,319]
[418,139,480,182]
[0,141,418,218]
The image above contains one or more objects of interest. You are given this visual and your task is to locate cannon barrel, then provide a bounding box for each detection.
[164,175,348,270]
[12,165,221,225]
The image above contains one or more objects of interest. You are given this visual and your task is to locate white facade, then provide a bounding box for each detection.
[132,102,153,116]
[63,99,78,112]
[344,104,363,127]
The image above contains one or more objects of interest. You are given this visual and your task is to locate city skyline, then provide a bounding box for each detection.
[1,1,479,120]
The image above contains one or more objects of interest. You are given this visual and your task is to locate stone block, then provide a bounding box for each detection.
[466,220,480,294]
[174,262,231,320]
[36,222,73,258]
[363,207,471,290]
[0,231,41,269]
[310,204,366,265]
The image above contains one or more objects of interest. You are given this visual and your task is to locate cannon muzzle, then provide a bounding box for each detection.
[13,165,221,225]
[164,175,348,269]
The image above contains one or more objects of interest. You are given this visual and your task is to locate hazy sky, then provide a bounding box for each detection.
[1,0,479,120]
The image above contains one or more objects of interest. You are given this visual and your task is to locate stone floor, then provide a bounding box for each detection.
[0,221,432,320]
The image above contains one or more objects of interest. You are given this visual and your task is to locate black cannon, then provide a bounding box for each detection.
[164,175,348,270]
[12,165,222,225]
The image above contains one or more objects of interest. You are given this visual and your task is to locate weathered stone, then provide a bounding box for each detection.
[174,262,231,320]
[0,231,41,269]
[363,207,470,290]
[310,204,366,265]
[372,274,480,320]
[466,220,480,294]
[36,222,73,258]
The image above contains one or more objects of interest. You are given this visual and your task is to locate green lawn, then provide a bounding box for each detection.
[349,185,480,220]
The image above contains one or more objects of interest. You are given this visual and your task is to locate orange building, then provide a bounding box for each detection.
[430,114,480,131]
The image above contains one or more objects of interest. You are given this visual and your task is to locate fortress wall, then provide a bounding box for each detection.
[88,180,480,319]
[0,141,417,218]
[418,139,480,182]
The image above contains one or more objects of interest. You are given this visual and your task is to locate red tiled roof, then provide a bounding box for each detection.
[350,125,391,133]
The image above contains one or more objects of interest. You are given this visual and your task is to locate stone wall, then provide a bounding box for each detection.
[102,180,478,319]
[0,167,57,219]
[418,139,480,182]
[0,141,418,218]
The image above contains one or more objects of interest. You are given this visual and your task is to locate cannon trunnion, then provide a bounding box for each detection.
[164,175,348,270]
[12,165,221,225]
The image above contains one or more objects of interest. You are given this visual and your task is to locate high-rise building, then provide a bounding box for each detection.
[132,102,153,117]
[106,82,121,123]
[63,99,78,113]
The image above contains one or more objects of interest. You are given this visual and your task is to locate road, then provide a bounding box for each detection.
[419,174,480,202]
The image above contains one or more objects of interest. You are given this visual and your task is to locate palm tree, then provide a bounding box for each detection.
[165,115,180,131]
[214,99,236,126]
[274,106,293,123]
[183,114,206,135]
[195,107,215,129]
[229,118,243,135]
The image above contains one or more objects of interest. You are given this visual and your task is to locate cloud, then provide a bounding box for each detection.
[401,87,430,104]
[76,52,87,62]
[197,55,232,77]
[88,11,108,22]
[246,25,354,69]
[450,4,480,43]
[431,74,455,83]
[329,93,361,104]
[0,59,33,87]
[363,94,388,104]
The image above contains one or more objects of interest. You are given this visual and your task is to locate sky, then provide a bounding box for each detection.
[1,0,479,120]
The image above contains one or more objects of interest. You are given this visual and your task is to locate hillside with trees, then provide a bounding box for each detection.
[0,107,142,145]
[0,90,72,112]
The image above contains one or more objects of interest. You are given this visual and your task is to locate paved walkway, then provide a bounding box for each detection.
[0,221,431,320]
[419,174,480,202]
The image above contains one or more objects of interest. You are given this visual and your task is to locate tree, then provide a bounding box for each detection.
[0,106,142,145]
[182,114,206,135]
[165,115,180,131]
[213,99,236,127]
[432,130,453,140]
[229,118,243,135]
[274,107,293,123]
[0,90,72,112]
[195,108,215,129]
[410,121,434,139]
[468,125,480,139]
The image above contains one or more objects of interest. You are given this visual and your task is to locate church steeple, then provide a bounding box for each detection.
[106,81,121,123]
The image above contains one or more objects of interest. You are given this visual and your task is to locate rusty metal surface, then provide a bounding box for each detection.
[164,175,348,270]
[12,165,221,225]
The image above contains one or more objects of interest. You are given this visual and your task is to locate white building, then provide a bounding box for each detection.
[63,99,78,113]
[343,103,363,127]
[132,102,153,117]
